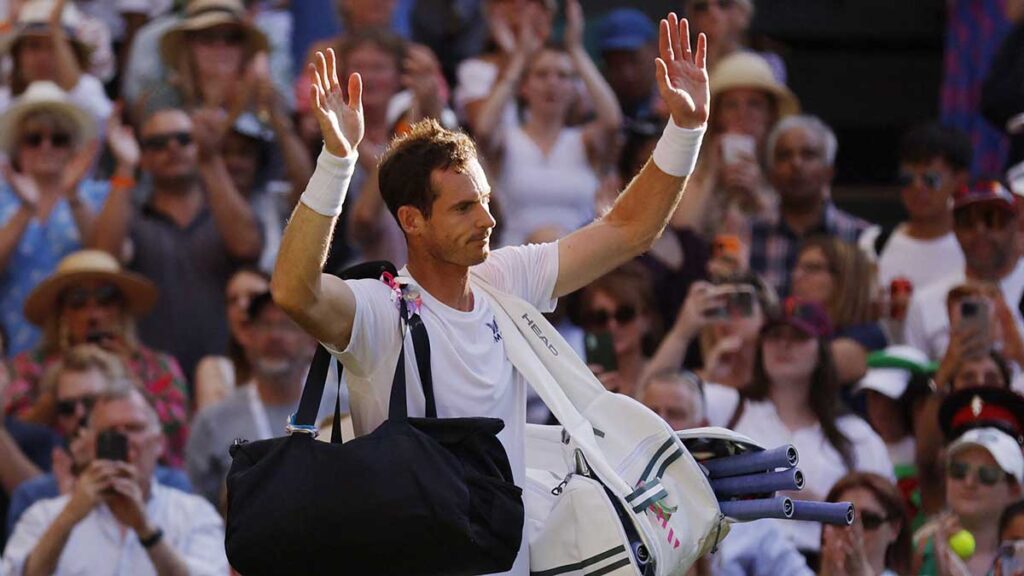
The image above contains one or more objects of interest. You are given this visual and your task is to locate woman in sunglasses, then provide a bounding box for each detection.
[913,427,1024,575]
[578,262,660,398]
[0,81,107,357]
[3,250,189,468]
[820,472,912,576]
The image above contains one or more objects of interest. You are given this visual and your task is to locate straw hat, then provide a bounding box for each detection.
[0,0,90,58]
[24,250,159,326]
[159,0,270,67]
[0,81,96,153]
[709,52,800,118]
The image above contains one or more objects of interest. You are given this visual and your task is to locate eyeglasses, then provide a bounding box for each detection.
[61,285,123,310]
[954,206,1013,231]
[141,131,193,151]
[947,460,1008,486]
[583,305,637,329]
[55,394,96,417]
[188,28,246,46]
[858,510,892,531]
[21,131,72,149]
[897,170,945,190]
[690,0,736,12]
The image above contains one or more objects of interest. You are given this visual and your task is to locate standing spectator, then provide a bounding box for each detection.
[90,107,263,384]
[0,0,113,124]
[5,250,189,467]
[2,386,228,575]
[0,81,103,355]
[870,123,971,292]
[475,0,621,246]
[596,8,658,124]
[749,115,869,297]
[704,299,893,557]
[820,472,912,576]
[903,181,1024,362]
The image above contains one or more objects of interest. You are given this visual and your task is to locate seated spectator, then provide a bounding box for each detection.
[913,427,1024,575]
[645,272,776,391]
[579,263,660,398]
[187,292,335,506]
[5,250,189,467]
[90,107,263,383]
[638,369,706,431]
[949,350,1013,392]
[820,472,912,576]
[749,115,870,297]
[676,51,800,238]
[474,0,621,247]
[7,345,191,535]
[0,324,59,551]
[596,8,658,124]
[2,386,227,575]
[0,81,105,355]
[0,0,113,124]
[904,181,1024,362]
[996,499,1024,575]
[704,299,893,557]
[193,268,269,410]
[868,123,970,292]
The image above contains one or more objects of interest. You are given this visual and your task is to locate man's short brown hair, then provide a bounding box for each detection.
[377,119,478,222]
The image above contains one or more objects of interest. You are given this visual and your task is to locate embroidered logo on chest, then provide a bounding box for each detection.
[486,317,502,343]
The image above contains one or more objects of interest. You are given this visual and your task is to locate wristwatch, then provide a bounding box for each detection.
[139,526,164,549]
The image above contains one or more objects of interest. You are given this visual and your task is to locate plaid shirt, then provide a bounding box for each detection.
[749,202,869,297]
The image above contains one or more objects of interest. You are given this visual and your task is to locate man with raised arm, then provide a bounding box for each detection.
[272,12,709,575]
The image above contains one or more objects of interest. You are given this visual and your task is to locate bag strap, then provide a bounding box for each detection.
[388,299,438,420]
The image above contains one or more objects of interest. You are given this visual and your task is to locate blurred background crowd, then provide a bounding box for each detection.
[0,0,1023,574]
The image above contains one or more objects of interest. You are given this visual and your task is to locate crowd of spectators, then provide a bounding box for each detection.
[0,0,1023,574]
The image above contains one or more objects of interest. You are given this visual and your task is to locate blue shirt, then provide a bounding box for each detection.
[0,180,110,356]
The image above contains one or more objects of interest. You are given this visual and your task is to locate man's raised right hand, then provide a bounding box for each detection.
[309,48,364,159]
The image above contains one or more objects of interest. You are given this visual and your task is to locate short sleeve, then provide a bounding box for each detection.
[179,496,230,575]
[472,242,560,312]
[330,279,402,378]
[2,498,60,575]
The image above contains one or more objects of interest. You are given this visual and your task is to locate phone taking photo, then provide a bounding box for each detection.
[96,429,128,462]
[957,297,992,356]
[585,332,617,374]
[719,133,757,165]
[703,286,756,321]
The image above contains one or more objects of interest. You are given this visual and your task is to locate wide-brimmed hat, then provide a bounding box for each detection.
[0,0,91,59]
[159,0,269,68]
[0,81,96,153]
[24,250,159,325]
[710,51,800,118]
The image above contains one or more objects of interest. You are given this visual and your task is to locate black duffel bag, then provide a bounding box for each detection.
[224,264,524,575]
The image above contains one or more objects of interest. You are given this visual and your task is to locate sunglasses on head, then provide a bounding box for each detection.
[897,170,944,190]
[954,206,1013,231]
[141,132,193,151]
[858,510,892,531]
[584,304,637,329]
[55,394,96,417]
[62,285,123,310]
[947,460,1008,486]
[691,0,735,12]
[21,131,72,149]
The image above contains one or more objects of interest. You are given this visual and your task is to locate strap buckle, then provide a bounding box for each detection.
[285,413,319,437]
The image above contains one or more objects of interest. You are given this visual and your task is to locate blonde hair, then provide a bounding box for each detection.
[800,236,877,328]
[41,344,125,396]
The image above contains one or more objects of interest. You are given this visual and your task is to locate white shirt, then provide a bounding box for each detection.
[876,228,966,291]
[2,483,228,576]
[902,257,1024,360]
[326,242,561,576]
[704,383,894,552]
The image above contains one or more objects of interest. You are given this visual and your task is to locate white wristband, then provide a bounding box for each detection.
[299,147,358,217]
[652,119,706,177]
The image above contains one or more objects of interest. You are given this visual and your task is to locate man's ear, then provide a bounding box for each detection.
[397,205,426,236]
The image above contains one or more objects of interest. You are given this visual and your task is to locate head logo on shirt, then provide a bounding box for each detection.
[487,317,502,343]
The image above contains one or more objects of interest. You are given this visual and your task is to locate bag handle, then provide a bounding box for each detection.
[387,299,438,421]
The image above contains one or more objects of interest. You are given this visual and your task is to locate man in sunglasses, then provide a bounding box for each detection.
[91,107,264,383]
[904,181,1024,363]
[873,123,971,292]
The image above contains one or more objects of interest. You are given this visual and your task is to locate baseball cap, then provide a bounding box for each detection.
[947,427,1024,484]
[854,345,937,399]
[953,180,1017,215]
[596,8,656,52]
[763,297,833,339]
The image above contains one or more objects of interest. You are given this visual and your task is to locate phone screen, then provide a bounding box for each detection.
[96,429,128,462]
[585,332,617,373]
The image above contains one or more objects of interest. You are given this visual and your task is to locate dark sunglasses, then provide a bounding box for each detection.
[947,460,1007,486]
[897,170,944,190]
[858,510,892,531]
[55,394,96,417]
[189,29,246,46]
[62,285,124,310]
[21,131,72,149]
[954,206,1012,231]
[584,305,637,328]
[141,131,193,151]
[691,0,735,12]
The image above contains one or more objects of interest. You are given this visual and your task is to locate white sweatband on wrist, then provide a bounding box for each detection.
[652,119,707,177]
[299,147,358,217]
